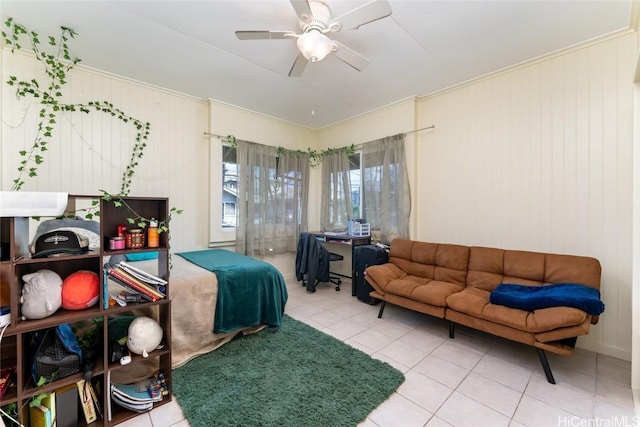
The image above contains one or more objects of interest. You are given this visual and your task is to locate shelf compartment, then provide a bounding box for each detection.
[107,356,172,425]
[0,334,18,405]
[108,394,172,426]
[19,321,105,398]
[100,197,169,251]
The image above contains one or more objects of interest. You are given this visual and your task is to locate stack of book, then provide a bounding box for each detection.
[28,391,58,427]
[76,379,102,424]
[104,261,166,304]
[110,373,166,413]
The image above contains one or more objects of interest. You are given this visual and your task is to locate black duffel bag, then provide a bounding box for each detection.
[30,323,82,385]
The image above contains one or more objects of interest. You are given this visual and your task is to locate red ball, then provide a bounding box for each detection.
[62,270,99,310]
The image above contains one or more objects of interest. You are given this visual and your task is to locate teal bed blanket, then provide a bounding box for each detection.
[177,249,288,333]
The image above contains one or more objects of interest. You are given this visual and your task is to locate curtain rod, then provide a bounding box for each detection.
[204,124,435,141]
[204,132,231,139]
[404,124,435,135]
[351,125,436,149]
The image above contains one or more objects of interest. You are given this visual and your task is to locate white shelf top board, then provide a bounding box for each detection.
[0,191,69,217]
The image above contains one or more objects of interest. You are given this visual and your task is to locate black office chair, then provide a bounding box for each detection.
[327,252,344,291]
[295,233,344,292]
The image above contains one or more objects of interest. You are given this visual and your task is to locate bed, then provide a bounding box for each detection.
[116,249,288,368]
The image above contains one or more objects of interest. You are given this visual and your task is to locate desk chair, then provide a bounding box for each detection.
[327,252,344,291]
[295,233,343,292]
[305,250,342,292]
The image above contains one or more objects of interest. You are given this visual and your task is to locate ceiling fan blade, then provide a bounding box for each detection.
[235,31,295,40]
[331,41,369,72]
[290,0,313,24]
[288,53,308,77]
[330,0,392,30]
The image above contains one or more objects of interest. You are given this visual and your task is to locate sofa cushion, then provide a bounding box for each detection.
[446,288,590,333]
[365,263,408,296]
[410,280,465,306]
[467,247,544,291]
[466,247,507,290]
[544,254,602,289]
[466,247,602,293]
[388,239,469,286]
[504,251,545,282]
[366,268,464,307]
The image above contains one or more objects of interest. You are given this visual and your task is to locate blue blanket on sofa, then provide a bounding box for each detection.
[489,283,605,316]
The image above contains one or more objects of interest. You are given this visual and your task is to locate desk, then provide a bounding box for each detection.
[310,232,371,295]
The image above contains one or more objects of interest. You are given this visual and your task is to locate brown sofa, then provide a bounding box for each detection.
[364,238,602,384]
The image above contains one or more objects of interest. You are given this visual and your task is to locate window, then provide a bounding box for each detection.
[361,135,410,243]
[222,145,238,228]
[349,152,361,219]
[211,139,309,249]
[235,140,309,256]
[320,151,353,230]
[222,202,236,227]
[209,140,238,244]
[322,135,410,243]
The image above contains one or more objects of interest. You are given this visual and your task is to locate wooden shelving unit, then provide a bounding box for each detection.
[0,195,172,426]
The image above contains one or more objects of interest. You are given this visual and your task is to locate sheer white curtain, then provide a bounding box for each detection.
[362,134,411,243]
[320,150,353,231]
[236,140,309,256]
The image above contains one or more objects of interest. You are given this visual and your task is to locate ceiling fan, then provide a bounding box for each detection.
[235,0,392,77]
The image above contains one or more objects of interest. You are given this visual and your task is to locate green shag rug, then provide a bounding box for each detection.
[172,315,405,427]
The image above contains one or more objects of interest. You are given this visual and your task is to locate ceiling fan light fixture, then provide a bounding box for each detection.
[297,29,333,62]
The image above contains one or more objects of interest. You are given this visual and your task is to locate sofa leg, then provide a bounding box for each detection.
[377,301,387,318]
[449,321,455,339]
[536,348,556,384]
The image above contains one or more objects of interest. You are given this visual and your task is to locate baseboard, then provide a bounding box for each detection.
[579,341,632,361]
[281,272,297,282]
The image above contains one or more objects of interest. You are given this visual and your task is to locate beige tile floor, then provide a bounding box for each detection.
[119,278,637,427]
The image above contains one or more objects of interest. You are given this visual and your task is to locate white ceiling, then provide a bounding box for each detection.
[1,1,634,129]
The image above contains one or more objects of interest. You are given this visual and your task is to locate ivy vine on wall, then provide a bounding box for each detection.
[2,18,182,229]
[2,18,149,195]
